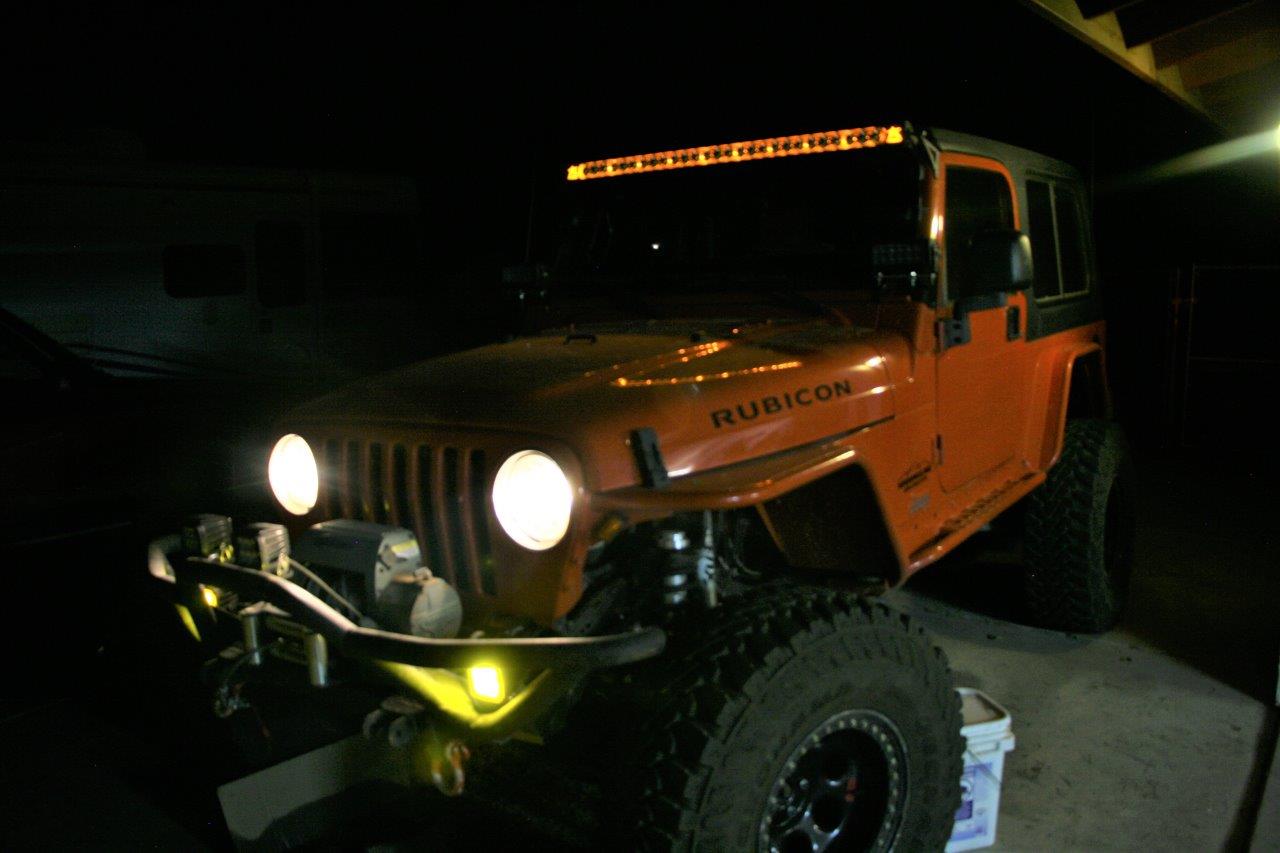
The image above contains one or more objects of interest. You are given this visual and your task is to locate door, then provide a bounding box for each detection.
[935,155,1028,492]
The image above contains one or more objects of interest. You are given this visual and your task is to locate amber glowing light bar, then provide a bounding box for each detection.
[566,125,905,181]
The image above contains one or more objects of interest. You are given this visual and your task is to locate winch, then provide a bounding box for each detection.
[182,514,462,639]
[288,519,463,639]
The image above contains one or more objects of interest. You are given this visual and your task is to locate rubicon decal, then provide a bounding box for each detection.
[711,379,856,428]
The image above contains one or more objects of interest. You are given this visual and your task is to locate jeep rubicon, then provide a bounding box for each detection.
[148,123,1135,851]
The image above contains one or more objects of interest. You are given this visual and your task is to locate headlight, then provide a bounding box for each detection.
[268,433,319,516]
[491,450,573,551]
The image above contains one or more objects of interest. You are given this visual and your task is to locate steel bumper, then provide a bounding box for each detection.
[148,535,664,673]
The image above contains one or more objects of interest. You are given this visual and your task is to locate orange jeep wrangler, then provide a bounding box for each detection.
[149,123,1134,851]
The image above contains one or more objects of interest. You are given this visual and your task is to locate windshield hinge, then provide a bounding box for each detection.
[936,316,970,351]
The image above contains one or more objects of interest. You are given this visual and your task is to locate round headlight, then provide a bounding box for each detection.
[268,433,319,516]
[492,450,573,551]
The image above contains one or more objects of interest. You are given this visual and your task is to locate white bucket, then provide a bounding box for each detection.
[946,688,1016,852]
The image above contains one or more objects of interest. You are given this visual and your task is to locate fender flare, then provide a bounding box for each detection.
[590,422,908,573]
[1029,341,1109,472]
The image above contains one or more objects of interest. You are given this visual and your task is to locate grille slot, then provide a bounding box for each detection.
[323,440,340,517]
[415,446,449,584]
[441,448,471,591]
[369,442,387,524]
[346,441,362,518]
[392,444,412,527]
[469,450,496,594]
[318,437,497,593]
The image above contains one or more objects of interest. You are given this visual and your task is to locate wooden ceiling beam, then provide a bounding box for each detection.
[1115,0,1254,49]
[1175,28,1280,89]
[1016,0,1213,125]
[1151,1,1280,67]
[1075,0,1139,18]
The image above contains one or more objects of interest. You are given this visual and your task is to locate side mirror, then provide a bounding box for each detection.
[967,230,1033,293]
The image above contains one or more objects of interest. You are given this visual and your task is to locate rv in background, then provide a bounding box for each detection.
[1,154,432,387]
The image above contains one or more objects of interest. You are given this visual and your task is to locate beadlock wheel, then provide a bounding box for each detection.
[609,586,963,852]
[761,710,909,853]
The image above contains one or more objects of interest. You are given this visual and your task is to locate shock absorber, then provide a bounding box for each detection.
[696,510,718,608]
[655,511,718,608]
[656,529,692,606]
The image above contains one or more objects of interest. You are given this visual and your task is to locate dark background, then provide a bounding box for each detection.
[11,1,1276,450]
[1,2,1277,848]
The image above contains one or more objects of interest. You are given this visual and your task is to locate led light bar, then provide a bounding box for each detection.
[566,125,905,181]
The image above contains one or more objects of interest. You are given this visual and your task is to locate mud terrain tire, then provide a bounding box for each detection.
[626,586,963,852]
[1024,418,1136,633]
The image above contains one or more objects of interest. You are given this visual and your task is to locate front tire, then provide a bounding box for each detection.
[1023,418,1136,633]
[628,587,963,852]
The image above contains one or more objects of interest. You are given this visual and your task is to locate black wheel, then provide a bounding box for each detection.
[625,586,963,852]
[1023,418,1136,633]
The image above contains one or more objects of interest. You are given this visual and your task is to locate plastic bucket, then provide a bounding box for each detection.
[946,688,1016,852]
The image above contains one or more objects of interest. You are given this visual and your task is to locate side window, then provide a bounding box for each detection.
[1053,186,1088,297]
[1025,180,1060,297]
[163,245,247,298]
[255,221,308,307]
[944,166,1014,300]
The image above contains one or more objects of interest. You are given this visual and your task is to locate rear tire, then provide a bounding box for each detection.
[1023,419,1136,633]
[624,586,963,852]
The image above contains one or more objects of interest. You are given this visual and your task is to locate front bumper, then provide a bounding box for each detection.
[148,532,664,740]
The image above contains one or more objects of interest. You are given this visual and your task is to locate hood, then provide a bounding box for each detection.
[288,320,899,492]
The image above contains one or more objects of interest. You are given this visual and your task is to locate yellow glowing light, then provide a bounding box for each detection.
[268,433,319,516]
[467,665,506,703]
[492,450,574,551]
[566,125,906,181]
[175,604,201,641]
[1275,123,1280,149]
[200,585,219,608]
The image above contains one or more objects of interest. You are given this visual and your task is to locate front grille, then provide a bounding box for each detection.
[319,439,496,594]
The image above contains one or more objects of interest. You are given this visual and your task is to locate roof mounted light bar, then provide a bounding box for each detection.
[566,125,905,181]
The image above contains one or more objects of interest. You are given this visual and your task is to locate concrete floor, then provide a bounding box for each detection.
[891,455,1279,851]
[1,456,1275,850]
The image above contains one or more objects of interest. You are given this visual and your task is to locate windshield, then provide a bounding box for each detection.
[550,148,922,291]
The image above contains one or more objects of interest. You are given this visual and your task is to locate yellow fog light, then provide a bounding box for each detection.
[466,665,506,704]
[200,585,220,609]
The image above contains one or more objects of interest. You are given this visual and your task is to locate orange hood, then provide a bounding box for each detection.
[288,321,898,492]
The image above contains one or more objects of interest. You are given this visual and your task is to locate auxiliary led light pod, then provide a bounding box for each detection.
[566,125,905,181]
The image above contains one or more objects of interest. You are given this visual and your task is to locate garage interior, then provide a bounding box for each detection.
[2,2,1279,850]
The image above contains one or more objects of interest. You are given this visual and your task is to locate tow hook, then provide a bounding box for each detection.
[212,682,251,718]
[429,736,470,797]
[362,695,471,796]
